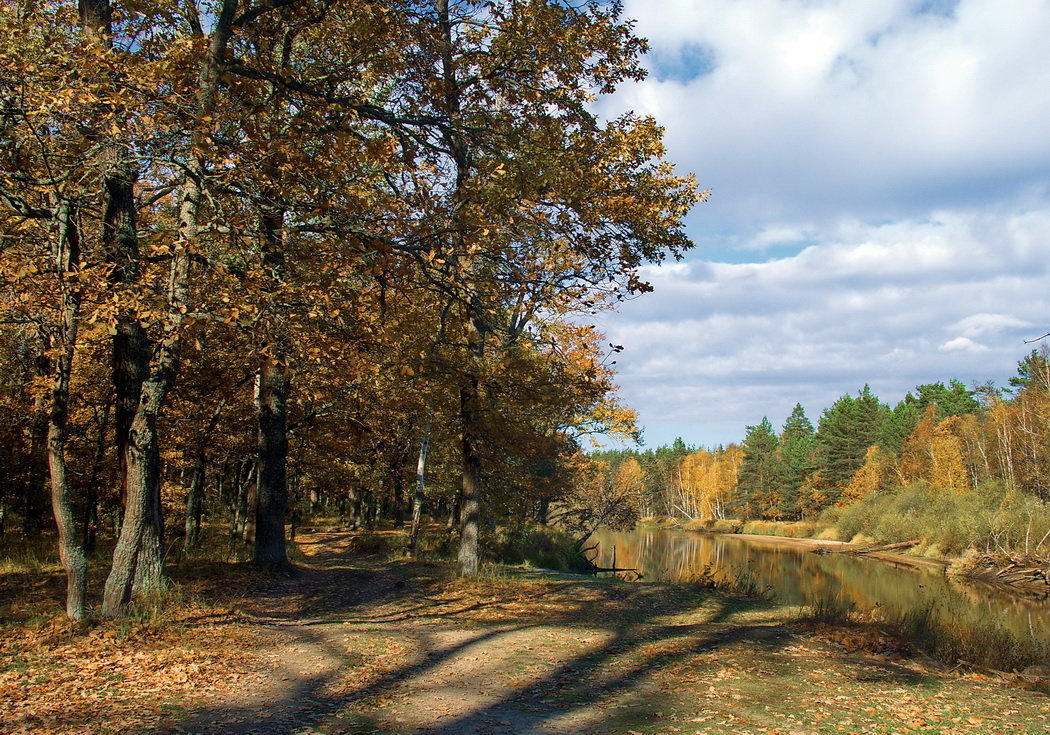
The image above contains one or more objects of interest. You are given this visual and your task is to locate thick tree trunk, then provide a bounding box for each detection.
[113,322,148,505]
[347,486,365,530]
[104,401,165,614]
[133,496,166,595]
[255,358,289,565]
[253,196,289,566]
[537,496,550,525]
[47,198,88,620]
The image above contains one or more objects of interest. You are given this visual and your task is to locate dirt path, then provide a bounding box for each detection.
[170,531,1049,735]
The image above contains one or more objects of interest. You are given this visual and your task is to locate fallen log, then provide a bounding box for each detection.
[847,539,921,555]
[814,539,920,555]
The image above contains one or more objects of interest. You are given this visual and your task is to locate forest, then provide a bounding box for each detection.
[6,3,1050,731]
[590,349,1050,561]
[0,0,702,621]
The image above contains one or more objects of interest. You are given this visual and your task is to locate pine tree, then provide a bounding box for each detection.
[813,386,888,505]
[734,418,782,519]
[777,404,815,520]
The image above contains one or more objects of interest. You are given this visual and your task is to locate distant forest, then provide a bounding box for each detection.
[588,347,1050,557]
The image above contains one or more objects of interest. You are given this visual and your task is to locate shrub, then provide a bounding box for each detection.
[827,479,1050,557]
[481,524,587,572]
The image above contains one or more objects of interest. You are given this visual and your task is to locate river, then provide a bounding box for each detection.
[590,527,1050,664]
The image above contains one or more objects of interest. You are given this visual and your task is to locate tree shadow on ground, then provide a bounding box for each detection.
[171,532,811,734]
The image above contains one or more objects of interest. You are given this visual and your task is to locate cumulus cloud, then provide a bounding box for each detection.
[592,1,1050,447]
[602,0,1050,234]
[939,337,988,352]
[600,206,1050,446]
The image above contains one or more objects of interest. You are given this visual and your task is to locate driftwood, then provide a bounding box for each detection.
[847,539,921,555]
[579,542,643,580]
[813,539,920,556]
[950,552,1050,595]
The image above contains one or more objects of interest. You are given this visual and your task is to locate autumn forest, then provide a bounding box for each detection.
[1,0,701,619]
[3,1,1050,731]
[591,354,1050,559]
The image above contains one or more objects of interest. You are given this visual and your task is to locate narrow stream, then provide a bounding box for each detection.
[591,528,1050,662]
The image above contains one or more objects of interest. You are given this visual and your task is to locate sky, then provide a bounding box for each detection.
[592,0,1050,449]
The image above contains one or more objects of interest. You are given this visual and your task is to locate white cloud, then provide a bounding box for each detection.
[591,2,1050,447]
[600,205,1050,446]
[604,0,1050,231]
[952,313,1034,338]
[939,337,988,353]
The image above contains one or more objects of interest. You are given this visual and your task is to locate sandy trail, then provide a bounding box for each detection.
[170,531,1048,735]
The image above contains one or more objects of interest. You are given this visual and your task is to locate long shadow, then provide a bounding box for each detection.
[423,612,793,733]
[173,538,800,735]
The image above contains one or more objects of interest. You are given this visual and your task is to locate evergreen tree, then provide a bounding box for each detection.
[734,417,781,519]
[1009,347,1050,394]
[915,380,981,418]
[777,404,815,520]
[881,380,979,454]
[813,386,887,505]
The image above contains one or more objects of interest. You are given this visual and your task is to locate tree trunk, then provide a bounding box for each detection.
[255,358,289,565]
[537,496,550,526]
[103,392,167,615]
[184,395,226,552]
[232,458,252,537]
[457,376,482,576]
[47,198,88,620]
[409,412,432,552]
[184,449,206,551]
[101,0,237,617]
[243,477,259,545]
[253,193,289,566]
[391,453,406,528]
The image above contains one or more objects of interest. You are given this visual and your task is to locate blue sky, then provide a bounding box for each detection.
[593,0,1050,449]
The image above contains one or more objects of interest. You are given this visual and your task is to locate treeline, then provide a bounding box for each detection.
[592,348,1050,556]
[0,0,699,618]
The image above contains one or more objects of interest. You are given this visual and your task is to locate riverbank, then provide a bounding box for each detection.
[638,517,949,573]
[4,529,1049,733]
[729,533,950,572]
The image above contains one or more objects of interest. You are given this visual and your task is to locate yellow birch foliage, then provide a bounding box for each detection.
[930,417,970,494]
[680,445,742,521]
[897,404,938,484]
[840,444,888,506]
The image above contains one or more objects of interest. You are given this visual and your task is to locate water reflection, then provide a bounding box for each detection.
[591,528,1050,652]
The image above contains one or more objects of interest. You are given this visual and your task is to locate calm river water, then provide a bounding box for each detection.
[590,528,1050,658]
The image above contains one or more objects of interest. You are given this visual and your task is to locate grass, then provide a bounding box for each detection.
[0,535,60,575]
[4,527,1050,734]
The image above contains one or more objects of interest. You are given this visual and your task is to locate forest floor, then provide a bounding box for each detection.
[2,529,1049,735]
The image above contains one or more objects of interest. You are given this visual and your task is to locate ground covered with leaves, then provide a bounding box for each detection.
[2,530,1049,734]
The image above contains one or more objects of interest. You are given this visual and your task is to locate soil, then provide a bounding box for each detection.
[4,530,1050,734]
